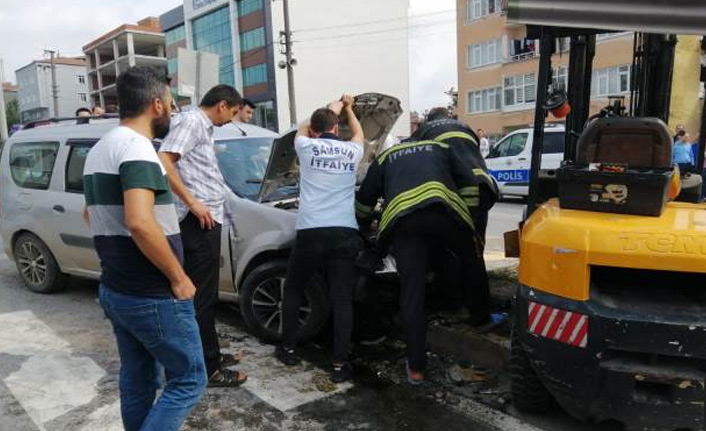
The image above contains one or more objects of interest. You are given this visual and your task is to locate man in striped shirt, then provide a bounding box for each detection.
[159,85,247,387]
[83,66,206,431]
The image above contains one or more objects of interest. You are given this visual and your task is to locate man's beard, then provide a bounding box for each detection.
[151,112,171,140]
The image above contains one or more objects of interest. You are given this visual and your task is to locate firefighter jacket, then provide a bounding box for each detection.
[411,119,498,211]
[355,139,480,248]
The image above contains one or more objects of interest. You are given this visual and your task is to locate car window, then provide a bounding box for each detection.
[506,133,528,157]
[10,142,60,190]
[215,137,275,201]
[65,140,97,193]
[541,132,565,154]
[488,136,512,158]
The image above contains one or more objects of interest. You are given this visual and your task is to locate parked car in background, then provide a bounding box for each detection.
[0,93,402,342]
[484,126,565,198]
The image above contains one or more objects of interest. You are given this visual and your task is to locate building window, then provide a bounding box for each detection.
[243,63,267,87]
[508,38,537,62]
[504,73,536,107]
[241,27,266,52]
[166,25,186,46]
[467,87,502,113]
[553,66,568,91]
[253,100,276,131]
[167,58,178,75]
[238,0,263,17]
[192,7,235,86]
[591,65,631,97]
[77,75,86,84]
[467,38,503,68]
[78,93,87,102]
[468,0,502,21]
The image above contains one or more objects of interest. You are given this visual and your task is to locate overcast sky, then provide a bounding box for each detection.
[0,0,456,113]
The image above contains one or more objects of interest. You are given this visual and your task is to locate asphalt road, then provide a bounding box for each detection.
[0,236,541,431]
[486,200,524,252]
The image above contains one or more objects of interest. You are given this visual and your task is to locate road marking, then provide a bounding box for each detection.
[218,323,353,412]
[0,310,71,356]
[78,400,123,431]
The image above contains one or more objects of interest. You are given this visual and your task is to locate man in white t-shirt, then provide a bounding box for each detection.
[478,128,490,158]
[275,95,365,383]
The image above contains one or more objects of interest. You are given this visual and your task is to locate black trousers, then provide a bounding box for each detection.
[282,227,362,363]
[180,213,222,377]
[390,206,490,371]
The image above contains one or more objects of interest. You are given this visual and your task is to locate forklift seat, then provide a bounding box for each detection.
[576,117,673,168]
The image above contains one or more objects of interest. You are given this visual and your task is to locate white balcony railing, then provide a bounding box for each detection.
[509,51,537,63]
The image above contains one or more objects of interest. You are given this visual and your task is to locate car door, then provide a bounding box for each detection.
[485,132,530,196]
[540,131,566,170]
[56,139,101,276]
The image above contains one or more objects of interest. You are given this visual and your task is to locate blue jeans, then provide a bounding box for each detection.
[99,285,207,431]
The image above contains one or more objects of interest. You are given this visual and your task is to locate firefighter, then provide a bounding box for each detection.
[412,108,499,326]
[356,136,490,384]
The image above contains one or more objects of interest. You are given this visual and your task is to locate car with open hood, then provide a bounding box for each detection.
[0,93,403,342]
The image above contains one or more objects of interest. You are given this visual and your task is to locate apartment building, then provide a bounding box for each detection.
[456,0,634,141]
[15,56,89,123]
[82,17,167,110]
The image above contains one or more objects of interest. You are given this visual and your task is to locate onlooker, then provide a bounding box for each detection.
[159,85,247,387]
[92,106,105,116]
[83,65,206,431]
[673,124,686,142]
[673,130,695,173]
[235,99,255,123]
[477,128,490,158]
[75,107,91,117]
[275,95,365,384]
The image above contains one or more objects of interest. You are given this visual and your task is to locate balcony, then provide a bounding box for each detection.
[508,51,537,63]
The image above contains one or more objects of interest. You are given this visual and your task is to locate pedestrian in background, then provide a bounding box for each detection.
[83,65,206,431]
[275,95,365,384]
[159,85,248,387]
[477,128,490,158]
[673,130,695,173]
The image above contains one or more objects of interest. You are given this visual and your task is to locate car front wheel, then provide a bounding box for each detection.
[13,233,68,294]
[240,259,329,343]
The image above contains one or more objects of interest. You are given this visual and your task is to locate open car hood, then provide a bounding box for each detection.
[258,93,403,202]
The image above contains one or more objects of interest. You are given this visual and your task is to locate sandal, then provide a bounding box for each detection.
[220,352,243,368]
[208,368,248,387]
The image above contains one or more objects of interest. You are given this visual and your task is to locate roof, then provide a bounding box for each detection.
[83,17,164,52]
[15,57,87,73]
[508,0,706,35]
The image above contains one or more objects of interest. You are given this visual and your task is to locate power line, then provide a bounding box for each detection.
[295,18,455,44]
[293,8,455,34]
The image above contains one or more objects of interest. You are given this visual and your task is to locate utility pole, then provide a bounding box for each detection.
[0,58,8,142]
[44,50,59,118]
[281,0,297,125]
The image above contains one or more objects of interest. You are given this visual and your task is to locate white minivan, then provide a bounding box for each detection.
[484,126,565,198]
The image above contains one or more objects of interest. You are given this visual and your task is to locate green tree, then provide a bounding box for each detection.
[6,99,19,127]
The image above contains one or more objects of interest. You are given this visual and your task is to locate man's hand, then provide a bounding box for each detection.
[341,94,354,110]
[189,200,215,230]
[172,275,196,300]
[327,101,344,116]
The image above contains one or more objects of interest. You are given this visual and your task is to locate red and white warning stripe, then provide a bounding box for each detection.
[528,301,588,348]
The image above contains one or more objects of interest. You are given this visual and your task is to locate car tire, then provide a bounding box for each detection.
[510,325,553,413]
[13,233,68,294]
[240,259,329,343]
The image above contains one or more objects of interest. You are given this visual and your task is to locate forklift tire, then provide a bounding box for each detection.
[510,327,553,413]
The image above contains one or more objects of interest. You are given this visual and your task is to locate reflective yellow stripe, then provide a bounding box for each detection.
[377,140,449,164]
[380,182,473,232]
[458,186,479,197]
[464,197,480,207]
[355,200,373,217]
[434,131,478,146]
[473,168,494,183]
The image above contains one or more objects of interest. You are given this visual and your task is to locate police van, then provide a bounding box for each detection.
[484,126,565,198]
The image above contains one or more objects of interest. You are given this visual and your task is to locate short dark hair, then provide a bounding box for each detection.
[310,108,339,134]
[676,130,687,138]
[426,107,452,122]
[241,98,255,109]
[116,66,170,120]
[200,85,242,108]
[75,107,91,116]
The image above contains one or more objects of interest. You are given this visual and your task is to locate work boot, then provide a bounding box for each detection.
[331,362,353,383]
[275,345,301,366]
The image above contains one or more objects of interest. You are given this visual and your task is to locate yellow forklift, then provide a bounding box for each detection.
[506,2,706,430]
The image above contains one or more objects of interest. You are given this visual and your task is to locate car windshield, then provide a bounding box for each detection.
[215,137,299,202]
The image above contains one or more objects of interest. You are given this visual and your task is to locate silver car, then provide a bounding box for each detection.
[0,93,402,341]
